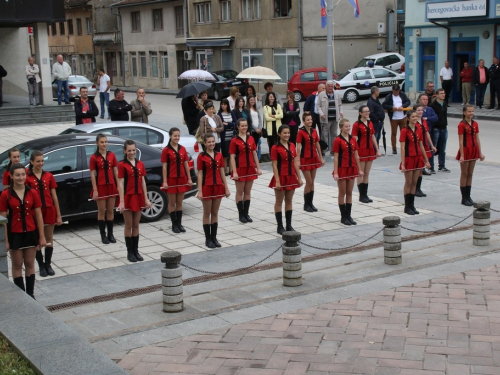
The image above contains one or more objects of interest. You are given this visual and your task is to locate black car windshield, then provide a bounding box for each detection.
[216,71,238,80]
[337,70,351,80]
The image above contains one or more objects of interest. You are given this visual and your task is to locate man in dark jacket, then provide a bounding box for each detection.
[366,86,385,143]
[472,59,489,109]
[109,88,132,121]
[417,93,438,174]
[430,89,449,173]
[74,87,99,125]
[303,83,325,131]
[382,84,410,154]
[0,64,7,107]
[182,95,200,135]
[488,56,500,109]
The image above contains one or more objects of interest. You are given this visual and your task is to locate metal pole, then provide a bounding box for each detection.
[326,0,333,80]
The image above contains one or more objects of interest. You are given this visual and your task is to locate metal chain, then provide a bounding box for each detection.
[299,228,384,252]
[180,244,282,276]
[490,208,500,213]
[400,212,473,234]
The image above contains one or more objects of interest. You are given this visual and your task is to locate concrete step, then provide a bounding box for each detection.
[0,115,75,125]
[0,105,75,125]
[0,105,74,116]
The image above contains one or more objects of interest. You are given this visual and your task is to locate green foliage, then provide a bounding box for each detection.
[0,335,36,375]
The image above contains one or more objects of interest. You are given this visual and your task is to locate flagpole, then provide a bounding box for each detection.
[327,0,333,80]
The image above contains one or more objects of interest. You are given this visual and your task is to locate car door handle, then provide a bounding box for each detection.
[66,181,80,186]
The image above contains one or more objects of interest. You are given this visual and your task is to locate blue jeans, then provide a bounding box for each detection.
[99,92,109,117]
[57,80,70,104]
[475,84,487,107]
[431,128,448,169]
[373,121,383,144]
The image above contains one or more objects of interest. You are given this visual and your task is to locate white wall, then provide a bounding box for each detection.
[0,28,32,96]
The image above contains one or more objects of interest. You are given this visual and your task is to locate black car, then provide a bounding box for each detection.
[207,70,249,101]
[0,134,197,222]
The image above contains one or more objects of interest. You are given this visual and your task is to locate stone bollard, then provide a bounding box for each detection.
[383,216,402,265]
[473,201,490,246]
[161,251,183,312]
[282,231,302,287]
[0,217,8,278]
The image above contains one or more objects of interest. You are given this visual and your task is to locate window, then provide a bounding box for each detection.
[385,55,401,65]
[76,18,82,36]
[373,69,395,79]
[175,6,184,36]
[117,128,148,145]
[85,17,92,34]
[131,12,141,32]
[274,0,291,18]
[131,52,138,77]
[221,1,231,22]
[317,71,327,80]
[44,147,78,175]
[140,52,147,77]
[150,52,158,78]
[59,22,65,35]
[353,70,372,81]
[221,50,233,70]
[241,49,262,70]
[274,49,299,82]
[161,52,169,78]
[196,2,211,23]
[300,72,315,82]
[68,19,74,35]
[153,9,163,30]
[242,0,260,20]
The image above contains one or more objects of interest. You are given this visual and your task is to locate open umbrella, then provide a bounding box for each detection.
[176,81,212,99]
[178,69,214,81]
[236,66,281,92]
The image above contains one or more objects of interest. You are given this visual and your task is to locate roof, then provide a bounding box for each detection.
[110,0,175,8]
[65,0,89,8]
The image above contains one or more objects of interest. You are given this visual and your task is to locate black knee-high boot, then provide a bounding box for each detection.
[285,210,294,231]
[25,274,35,299]
[467,186,474,205]
[98,220,110,244]
[170,211,180,233]
[45,247,55,276]
[106,220,116,243]
[346,203,357,225]
[310,191,318,212]
[243,200,253,222]
[410,194,419,214]
[304,192,314,212]
[460,186,472,206]
[404,194,415,215]
[13,276,25,291]
[415,177,426,197]
[176,211,186,232]
[364,183,373,202]
[211,222,221,247]
[236,201,247,223]
[204,224,215,248]
[125,237,137,262]
[359,184,369,203]
[275,212,285,234]
[133,236,144,261]
[35,250,47,277]
[339,204,351,226]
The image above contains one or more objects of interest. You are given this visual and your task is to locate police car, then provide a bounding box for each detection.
[334,66,405,103]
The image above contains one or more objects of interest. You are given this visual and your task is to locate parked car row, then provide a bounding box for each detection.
[52,75,97,101]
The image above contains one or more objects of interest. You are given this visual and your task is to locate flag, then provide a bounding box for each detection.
[347,0,360,18]
[321,0,327,28]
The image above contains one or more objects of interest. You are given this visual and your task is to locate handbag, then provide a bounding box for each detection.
[28,77,36,84]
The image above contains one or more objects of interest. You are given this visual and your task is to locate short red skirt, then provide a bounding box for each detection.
[201,185,225,200]
[269,175,299,191]
[400,156,424,171]
[456,147,479,161]
[42,206,57,225]
[231,167,258,181]
[300,157,321,171]
[358,148,376,162]
[334,167,359,180]
[90,184,118,200]
[165,176,191,194]
[124,194,145,211]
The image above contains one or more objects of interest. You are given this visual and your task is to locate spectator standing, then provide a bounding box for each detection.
[282,91,301,144]
[439,61,453,106]
[303,83,325,131]
[417,93,438,174]
[109,88,132,121]
[52,54,71,105]
[382,84,410,155]
[227,86,239,110]
[75,87,99,125]
[130,88,152,123]
[262,82,283,107]
[430,88,450,172]
[472,59,489,109]
[182,95,200,135]
[460,62,473,105]
[98,69,111,119]
[316,80,343,154]
[0,64,6,107]
[366,86,385,143]
[26,57,40,106]
[488,56,500,109]
[423,81,436,103]
[263,92,283,150]
[198,101,224,153]
[218,98,235,175]
[246,95,263,160]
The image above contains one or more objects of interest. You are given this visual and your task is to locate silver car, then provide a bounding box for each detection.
[52,75,97,101]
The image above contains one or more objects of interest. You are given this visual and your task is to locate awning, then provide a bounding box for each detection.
[185,36,234,48]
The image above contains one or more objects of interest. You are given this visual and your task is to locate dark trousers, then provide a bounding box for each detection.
[489,79,500,108]
[442,80,452,104]
[289,124,298,145]
[475,83,487,107]
[373,120,383,144]
[431,128,448,169]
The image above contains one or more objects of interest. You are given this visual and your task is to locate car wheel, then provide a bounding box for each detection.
[344,89,359,103]
[213,89,221,101]
[141,185,167,222]
[294,91,304,102]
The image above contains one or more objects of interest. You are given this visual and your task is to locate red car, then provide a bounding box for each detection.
[287,67,339,101]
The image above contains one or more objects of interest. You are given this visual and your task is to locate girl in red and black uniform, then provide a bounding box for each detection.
[197,133,231,248]
[400,110,431,215]
[333,119,364,226]
[26,150,63,278]
[118,140,153,262]
[269,125,303,234]
[352,105,381,203]
[414,104,437,198]
[161,127,193,233]
[230,118,262,223]
[296,111,325,212]
[90,134,119,244]
[456,104,485,206]
[0,163,46,298]
[2,147,20,189]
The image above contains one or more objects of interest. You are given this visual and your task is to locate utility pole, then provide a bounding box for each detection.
[326,0,334,80]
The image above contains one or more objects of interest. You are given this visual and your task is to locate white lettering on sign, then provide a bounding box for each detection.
[496,4,500,16]
[427,0,487,19]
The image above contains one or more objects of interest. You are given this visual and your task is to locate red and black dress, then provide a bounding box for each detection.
[352,120,376,161]
[25,171,57,225]
[416,119,432,160]
[332,134,359,180]
[89,151,118,200]
[269,142,299,191]
[456,120,480,161]
[2,171,11,187]
[296,127,321,171]
[197,151,225,200]
[399,126,424,171]
[118,159,147,211]
[161,144,190,193]
[0,187,41,250]
[229,135,258,181]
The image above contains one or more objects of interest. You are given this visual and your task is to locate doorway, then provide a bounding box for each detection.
[450,40,476,103]
[161,53,169,88]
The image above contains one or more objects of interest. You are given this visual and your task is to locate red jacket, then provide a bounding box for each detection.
[460,67,473,83]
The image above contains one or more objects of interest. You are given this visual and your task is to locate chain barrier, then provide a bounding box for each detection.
[400,212,473,234]
[180,244,282,276]
[299,228,384,252]
[490,207,500,213]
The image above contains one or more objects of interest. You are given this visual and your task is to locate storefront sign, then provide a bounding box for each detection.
[204,49,213,55]
[427,0,487,19]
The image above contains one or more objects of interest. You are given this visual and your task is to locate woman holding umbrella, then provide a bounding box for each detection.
[178,81,212,135]
[264,92,283,150]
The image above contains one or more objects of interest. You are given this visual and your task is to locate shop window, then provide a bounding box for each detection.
[175,6,184,36]
[140,52,147,77]
[221,1,231,22]
[131,12,141,32]
[153,9,163,30]
[241,49,262,70]
[196,3,212,24]
[222,50,233,70]
[150,52,158,78]
[274,0,291,18]
[274,48,299,82]
[420,42,436,90]
[242,0,260,20]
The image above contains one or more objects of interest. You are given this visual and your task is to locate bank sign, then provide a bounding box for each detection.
[427,0,487,19]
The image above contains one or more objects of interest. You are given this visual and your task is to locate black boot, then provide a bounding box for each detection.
[98,220,110,244]
[243,200,253,222]
[25,274,35,299]
[204,224,216,248]
[45,247,55,276]
[467,186,474,205]
[176,211,186,232]
[211,223,221,247]
[133,236,144,261]
[275,212,285,234]
[359,184,370,203]
[170,211,181,233]
[415,177,426,197]
[13,276,25,291]
[410,194,419,214]
[35,250,48,277]
[346,203,357,225]
[106,220,116,243]
[285,210,295,232]
[236,201,247,223]
[364,183,373,202]
[461,186,472,206]
[310,191,318,212]
[125,237,137,262]
[304,192,314,212]
[339,204,351,226]
[404,194,415,215]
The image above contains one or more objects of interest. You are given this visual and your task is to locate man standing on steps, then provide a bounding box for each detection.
[440,61,453,106]
[98,69,111,119]
[460,62,472,106]
[109,88,132,121]
[430,89,450,173]
[488,57,500,109]
[52,55,72,105]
